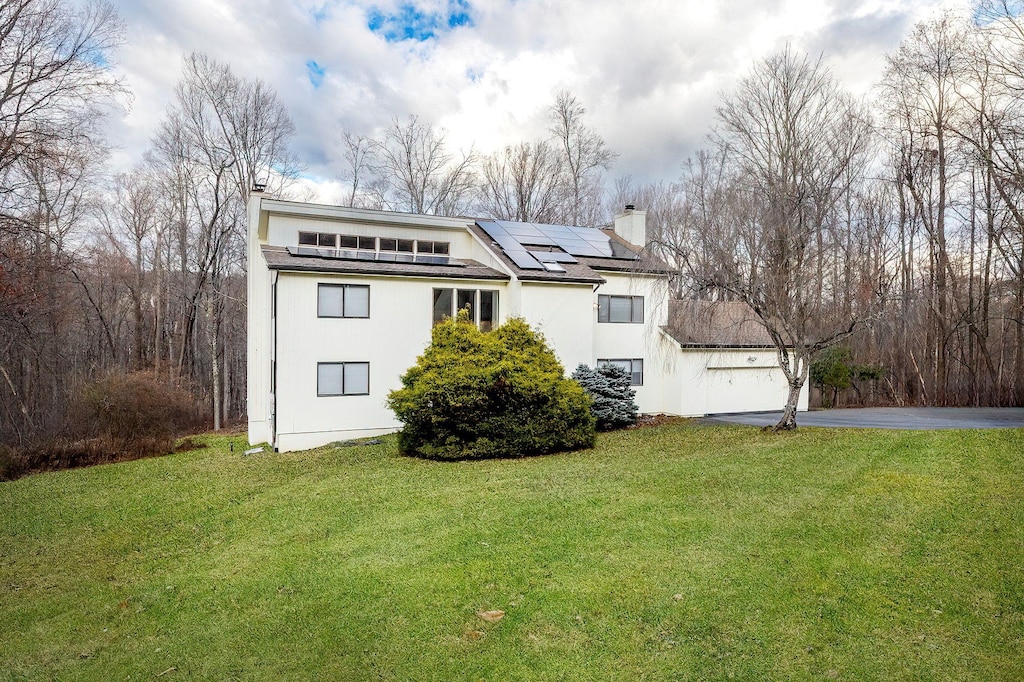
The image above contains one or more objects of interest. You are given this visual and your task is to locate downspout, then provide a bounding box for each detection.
[271,270,279,451]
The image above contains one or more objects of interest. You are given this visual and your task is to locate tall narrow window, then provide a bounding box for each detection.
[457,289,476,320]
[318,284,370,318]
[598,295,644,323]
[432,288,453,325]
[479,290,498,332]
[318,362,370,396]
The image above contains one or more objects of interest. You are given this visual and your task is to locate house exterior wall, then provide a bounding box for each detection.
[593,271,673,414]
[667,347,810,417]
[247,196,273,445]
[248,196,808,453]
[272,271,508,452]
[519,282,594,372]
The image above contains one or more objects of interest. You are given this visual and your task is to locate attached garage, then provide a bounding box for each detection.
[662,301,809,417]
[705,357,794,415]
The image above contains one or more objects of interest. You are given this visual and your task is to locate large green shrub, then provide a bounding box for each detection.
[572,363,638,430]
[387,313,595,460]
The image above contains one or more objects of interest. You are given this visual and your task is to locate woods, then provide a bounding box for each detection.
[0,0,1021,450]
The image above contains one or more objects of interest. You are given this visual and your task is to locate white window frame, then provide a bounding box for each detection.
[432,288,499,330]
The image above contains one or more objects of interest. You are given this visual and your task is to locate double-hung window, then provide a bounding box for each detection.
[318,284,369,318]
[598,295,644,323]
[317,362,370,396]
[598,358,644,386]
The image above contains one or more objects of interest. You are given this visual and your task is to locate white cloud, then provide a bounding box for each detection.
[99,0,966,200]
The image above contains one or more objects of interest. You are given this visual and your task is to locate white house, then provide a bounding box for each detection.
[247,194,807,452]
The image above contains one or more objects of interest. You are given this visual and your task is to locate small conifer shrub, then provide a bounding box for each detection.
[571,363,638,430]
[387,312,595,460]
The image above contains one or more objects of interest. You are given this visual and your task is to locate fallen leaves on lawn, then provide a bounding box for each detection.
[477,609,505,622]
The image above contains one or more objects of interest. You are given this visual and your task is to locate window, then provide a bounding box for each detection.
[339,235,376,250]
[478,290,497,331]
[318,284,369,318]
[397,239,414,253]
[378,238,398,252]
[298,232,338,247]
[432,288,498,329]
[598,358,644,386]
[318,362,370,396]
[598,295,644,323]
[417,240,450,255]
[432,288,453,325]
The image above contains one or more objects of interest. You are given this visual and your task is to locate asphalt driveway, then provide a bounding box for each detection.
[705,407,1024,429]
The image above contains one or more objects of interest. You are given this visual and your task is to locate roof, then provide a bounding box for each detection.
[664,300,776,348]
[261,245,510,281]
[470,220,672,284]
[467,223,604,284]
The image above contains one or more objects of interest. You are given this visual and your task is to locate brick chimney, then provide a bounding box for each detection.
[613,204,646,247]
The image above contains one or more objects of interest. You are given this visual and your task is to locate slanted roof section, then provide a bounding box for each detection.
[472,219,673,284]
[665,300,776,348]
[261,245,509,281]
[468,223,605,284]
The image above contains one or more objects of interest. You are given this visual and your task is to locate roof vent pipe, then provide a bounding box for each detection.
[625,203,635,211]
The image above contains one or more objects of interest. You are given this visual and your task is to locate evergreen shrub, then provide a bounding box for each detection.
[387,313,595,460]
[572,363,638,430]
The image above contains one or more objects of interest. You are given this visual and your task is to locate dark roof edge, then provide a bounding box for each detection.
[267,262,510,281]
[516,274,605,285]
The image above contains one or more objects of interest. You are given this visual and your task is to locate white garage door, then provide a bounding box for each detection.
[705,366,787,414]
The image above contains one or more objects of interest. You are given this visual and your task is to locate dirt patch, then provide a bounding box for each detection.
[628,414,689,429]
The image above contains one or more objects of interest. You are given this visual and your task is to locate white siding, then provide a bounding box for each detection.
[273,272,508,450]
[593,272,673,414]
[519,282,594,372]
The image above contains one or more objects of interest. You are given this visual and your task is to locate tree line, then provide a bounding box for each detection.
[1,0,1021,447]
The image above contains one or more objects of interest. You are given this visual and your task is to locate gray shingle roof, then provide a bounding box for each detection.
[665,300,776,348]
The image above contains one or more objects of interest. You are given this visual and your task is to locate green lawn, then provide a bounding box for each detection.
[1,422,1023,680]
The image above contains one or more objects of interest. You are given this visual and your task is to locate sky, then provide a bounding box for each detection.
[100,0,967,204]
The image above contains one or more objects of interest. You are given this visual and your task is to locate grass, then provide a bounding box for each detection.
[1,422,1023,680]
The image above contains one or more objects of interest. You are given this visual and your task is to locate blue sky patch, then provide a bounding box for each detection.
[367,1,474,42]
[973,0,1023,25]
[306,60,326,88]
[310,5,329,24]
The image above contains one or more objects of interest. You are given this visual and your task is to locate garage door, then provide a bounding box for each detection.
[705,366,787,414]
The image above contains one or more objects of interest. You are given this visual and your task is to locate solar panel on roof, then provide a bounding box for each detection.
[528,250,577,263]
[504,249,545,270]
[518,234,558,247]
[476,219,638,267]
[286,246,464,268]
[479,221,507,238]
[502,222,544,236]
[491,234,522,251]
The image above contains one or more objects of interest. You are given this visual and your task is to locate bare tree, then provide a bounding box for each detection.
[548,90,616,226]
[661,48,875,429]
[370,115,476,216]
[151,53,298,430]
[0,0,123,445]
[338,131,375,207]
[476,140,566,222]
[0,0,123,222]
